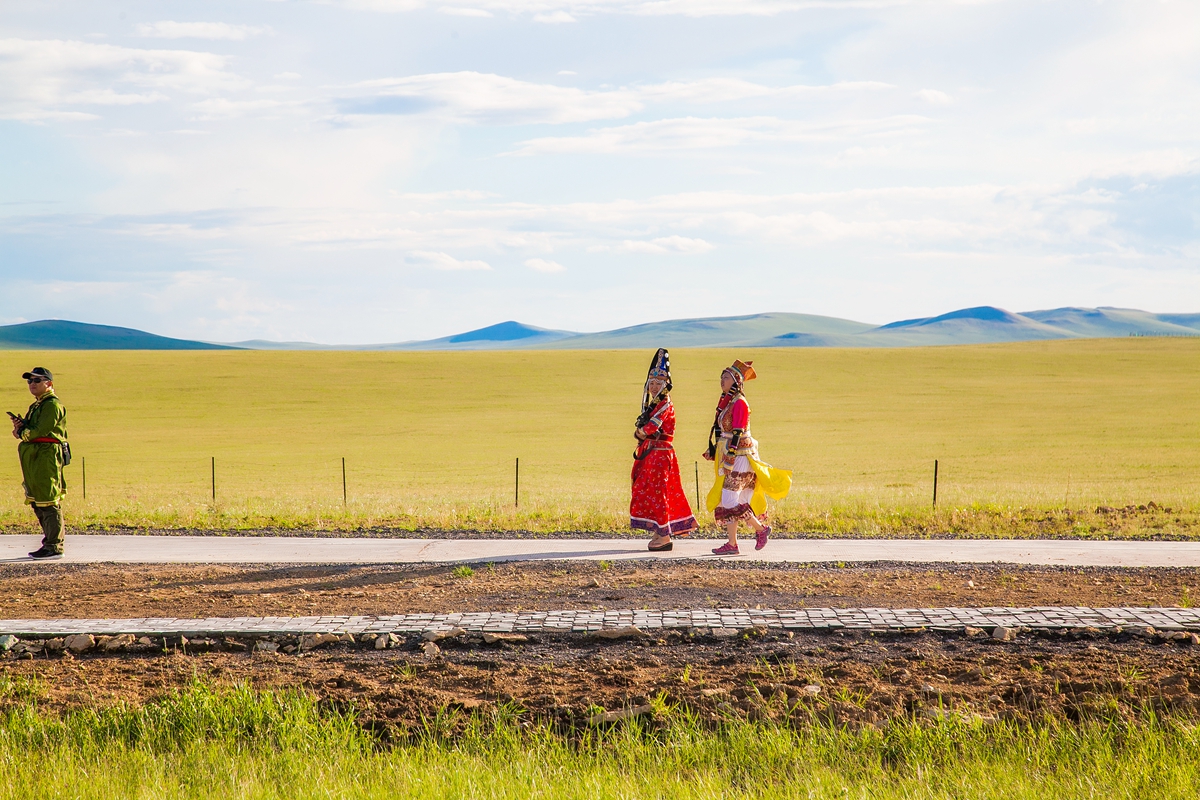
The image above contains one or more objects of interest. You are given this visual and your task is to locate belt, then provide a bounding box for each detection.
[636,437,675,456]
[28,437,62,444]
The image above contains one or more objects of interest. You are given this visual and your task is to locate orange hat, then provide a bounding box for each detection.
[728,359,756,382]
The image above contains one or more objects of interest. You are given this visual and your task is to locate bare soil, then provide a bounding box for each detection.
[3,630,1200,733]
[1,561,1199,730]
[1,561,1197,618]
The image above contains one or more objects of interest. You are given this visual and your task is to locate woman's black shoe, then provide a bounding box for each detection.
[648,541,673,552]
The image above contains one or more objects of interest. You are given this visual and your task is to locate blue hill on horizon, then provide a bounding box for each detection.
[446,320,563,343]
[0,320,236,350]
[226,306,1200,350]
[409,320,577,350]
[754,306,1200,348]
[6,307,1200,351]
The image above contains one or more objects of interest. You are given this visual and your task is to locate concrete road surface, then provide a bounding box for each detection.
[3,535,1200,567]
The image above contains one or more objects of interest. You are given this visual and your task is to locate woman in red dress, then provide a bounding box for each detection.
[630,348,697,552]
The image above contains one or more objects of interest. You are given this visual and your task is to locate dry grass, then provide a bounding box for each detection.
[0,338,1196,535]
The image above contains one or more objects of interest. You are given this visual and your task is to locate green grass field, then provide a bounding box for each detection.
[1,338,1198,536]
[0,682,1198,799]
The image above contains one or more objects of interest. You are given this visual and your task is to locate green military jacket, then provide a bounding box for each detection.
[18,389,68,506]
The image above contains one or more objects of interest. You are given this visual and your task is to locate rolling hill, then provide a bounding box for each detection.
[821,306,1075,347]
[1020,307,1200,338]
[357,306,1200,350]
[391,321,578,351]
[541,312,873,350]
[229,321,577,351]
[5,307,1199,351]
[753,306,1200,348]
[0,320,236,350]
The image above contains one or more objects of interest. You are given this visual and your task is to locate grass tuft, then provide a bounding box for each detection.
[0,683,1198,798]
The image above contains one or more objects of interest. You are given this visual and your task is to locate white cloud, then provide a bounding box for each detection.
[509,115,927,154]
[344,71,644,123]
[8,167,1197,342]
[7,110,100,122]
[618,235,715,254]
[339,73,885,126]
[0,38,243,121]
[16,176,1195,262]
[526,257,566,272]
[408,250,492,270]
[63,88,168,106]
[534,11,577,22]
[80,181,1148,265]
[190,97,303,119]
[440,6,494,15]
[636,77,891,104]
[394,189,500,200]
[5,0,1200,342]
[136,21,272,41]
[913,88,952,104]
[335,0,939,19]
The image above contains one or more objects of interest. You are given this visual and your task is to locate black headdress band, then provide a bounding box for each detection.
[636,347,672,426]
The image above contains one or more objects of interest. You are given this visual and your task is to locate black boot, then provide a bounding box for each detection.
[29,505,64,558]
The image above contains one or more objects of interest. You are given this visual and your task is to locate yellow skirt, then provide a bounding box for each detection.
[706,452,792,517]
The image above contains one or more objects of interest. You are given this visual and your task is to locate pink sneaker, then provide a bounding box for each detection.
[755,524,771,551]
[712,542,739,556]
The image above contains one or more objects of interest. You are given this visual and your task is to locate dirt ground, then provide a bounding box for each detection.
[3,630,1200,733]
[1,561,1199,730]
[0,561,1197,618]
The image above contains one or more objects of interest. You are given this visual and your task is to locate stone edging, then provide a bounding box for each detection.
[1,606,1198,638]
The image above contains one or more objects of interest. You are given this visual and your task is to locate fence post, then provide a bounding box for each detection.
[515,457,520,508]
[342,457,347,506]
[211,456,216,502]
[932,459,938,508]
[82,456,86,500]
[694,461,700,511]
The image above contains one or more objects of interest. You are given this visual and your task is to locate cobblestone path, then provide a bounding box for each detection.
[1,607,1197,637]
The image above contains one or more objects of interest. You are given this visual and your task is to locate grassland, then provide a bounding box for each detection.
[0,681,1197,799]
[1,338,1198,536]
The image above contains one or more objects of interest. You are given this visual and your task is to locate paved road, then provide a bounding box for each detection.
[3,534,1200,566]
[0,606,1195,638]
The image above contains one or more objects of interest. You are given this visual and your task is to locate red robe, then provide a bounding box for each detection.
[630,398,698,537]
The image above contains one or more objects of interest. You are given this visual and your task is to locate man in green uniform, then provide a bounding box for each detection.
[11,367,69,559]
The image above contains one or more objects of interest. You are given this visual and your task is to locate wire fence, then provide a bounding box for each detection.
[3,449,1197,518]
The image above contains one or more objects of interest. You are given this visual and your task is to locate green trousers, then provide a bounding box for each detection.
[33,505,63,553]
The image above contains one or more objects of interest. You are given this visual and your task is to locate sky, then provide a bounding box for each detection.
[1,0,1197,344]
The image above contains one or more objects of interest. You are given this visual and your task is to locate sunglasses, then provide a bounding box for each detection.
[26,378,45,385]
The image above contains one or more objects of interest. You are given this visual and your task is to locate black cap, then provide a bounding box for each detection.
[21,367,52,382]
